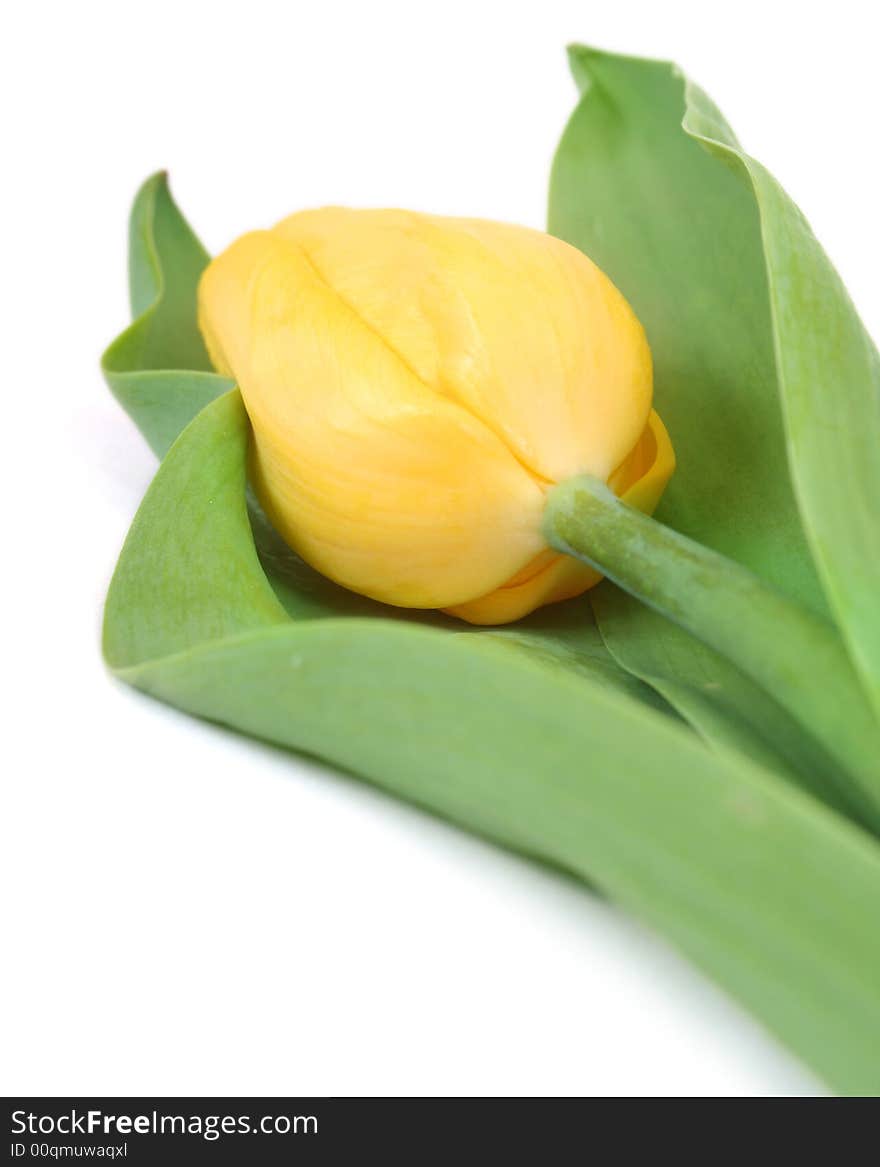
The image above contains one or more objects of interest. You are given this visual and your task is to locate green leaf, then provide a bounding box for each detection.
[104,389,880,1095]
[682,82,880,723]
[101,172,233,457]
[103,391,288,669]
[548,48,880,789]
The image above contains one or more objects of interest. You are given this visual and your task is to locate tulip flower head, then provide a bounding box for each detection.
[198,208,674,624]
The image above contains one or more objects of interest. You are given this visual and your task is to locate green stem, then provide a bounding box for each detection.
[544,476,880,828]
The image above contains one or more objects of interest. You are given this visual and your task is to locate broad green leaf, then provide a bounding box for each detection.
[105,390,880,1095]
[103,391,288,669]
[548,48,879,796]
[552,50,823,609]
[593,600,849,805]
[682,82,880,723]
[102,172,233,457]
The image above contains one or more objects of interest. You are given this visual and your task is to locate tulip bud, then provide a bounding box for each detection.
[198,208,674,624]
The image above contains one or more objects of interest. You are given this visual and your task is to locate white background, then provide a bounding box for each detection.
[4,0,878,1096]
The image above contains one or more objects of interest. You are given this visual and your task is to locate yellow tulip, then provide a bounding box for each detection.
[198,208,674,624]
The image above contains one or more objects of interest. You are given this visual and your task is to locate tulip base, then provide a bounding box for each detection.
[543,475,880,829]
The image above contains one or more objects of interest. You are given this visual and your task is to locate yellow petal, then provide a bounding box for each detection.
[199,229,547,609]
[273,208,653,484]
[447,411,675,624]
